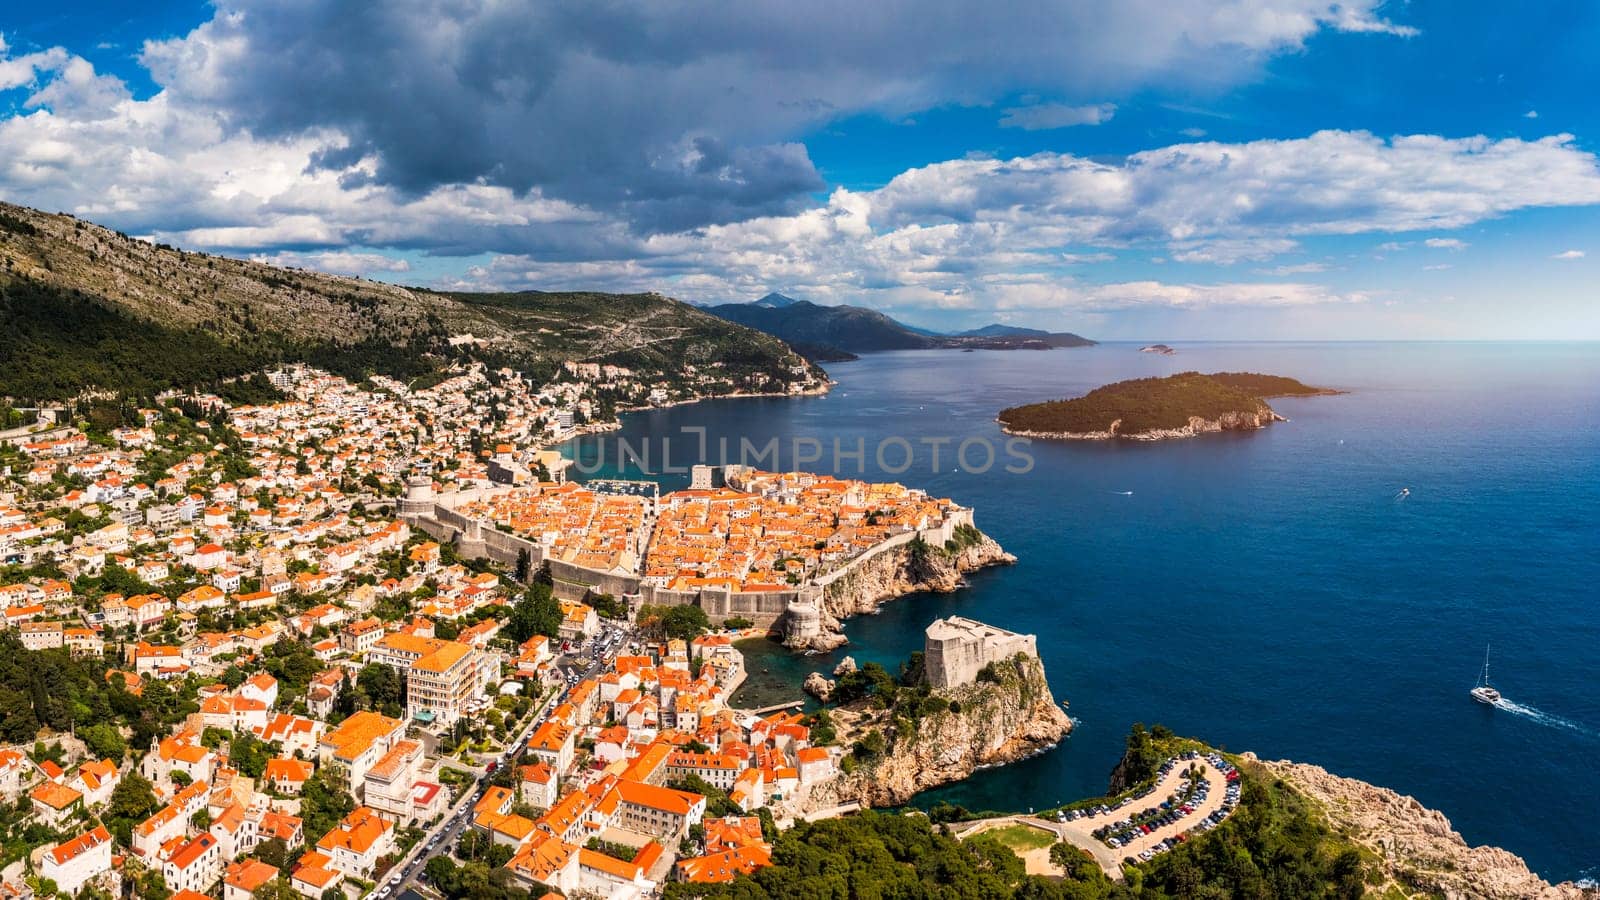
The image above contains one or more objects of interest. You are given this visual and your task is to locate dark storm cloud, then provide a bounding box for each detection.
[141,0,1412,234]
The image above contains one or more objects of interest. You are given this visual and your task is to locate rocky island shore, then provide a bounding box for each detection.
[998,371,1340,442]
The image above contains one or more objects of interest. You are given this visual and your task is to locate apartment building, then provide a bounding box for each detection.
[609,780,706,842]
[317,711,404,790]
[369,633,491,727]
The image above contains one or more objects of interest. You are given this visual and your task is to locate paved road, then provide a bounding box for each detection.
[377,620,635,898]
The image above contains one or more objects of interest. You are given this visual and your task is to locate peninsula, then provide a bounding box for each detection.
[797,617,1073,811]
[997,371,1340,441]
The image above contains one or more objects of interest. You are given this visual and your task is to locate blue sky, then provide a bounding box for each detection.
[3,1,1599,339]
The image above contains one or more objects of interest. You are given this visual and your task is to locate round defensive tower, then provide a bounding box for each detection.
[398,474,436,519]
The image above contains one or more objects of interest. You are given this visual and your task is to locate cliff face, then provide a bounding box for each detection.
[1002,406,1284,441]
[1254,757,1595,900]
[818,653,1071,808]
[809,532,1015,640]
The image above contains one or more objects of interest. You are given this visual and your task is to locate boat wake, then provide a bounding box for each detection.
[1112,490,1133,496]
[1493,698,1597,738]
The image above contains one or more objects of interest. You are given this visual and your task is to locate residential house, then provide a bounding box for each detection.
[315,807,394,879]
[40,826,114,896]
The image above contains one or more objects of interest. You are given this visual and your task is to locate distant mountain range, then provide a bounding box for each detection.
[705,295,1095,360]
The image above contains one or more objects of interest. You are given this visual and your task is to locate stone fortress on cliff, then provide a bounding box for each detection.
[923,616,1040,689]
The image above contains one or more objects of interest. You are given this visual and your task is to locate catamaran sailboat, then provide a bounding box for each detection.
[1470,644,1501,705]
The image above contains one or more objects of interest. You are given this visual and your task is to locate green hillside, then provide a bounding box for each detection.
[0,201,821,400]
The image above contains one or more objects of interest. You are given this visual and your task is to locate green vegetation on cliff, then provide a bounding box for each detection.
[674,725,1375,900]
[663,811,1060,899]
[1207,372,1340,398]
[998,371,1331,436]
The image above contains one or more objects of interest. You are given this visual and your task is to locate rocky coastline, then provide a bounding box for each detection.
[784,530,1016,652]
[1254,757,1596,900]
[807,653,1072,810]
[1001,406,1285,442]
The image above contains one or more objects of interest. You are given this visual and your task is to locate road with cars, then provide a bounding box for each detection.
[376,619,636,898]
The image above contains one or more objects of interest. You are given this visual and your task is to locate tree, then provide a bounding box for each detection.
[134,868,171,900]
[425,856,460,895]
[507,584,562,643]
[256,838,292,870]
[638,603,711,641]
[105,771,160,843]
[357,663,403,714]
[230,731,271,779]
[299,768,355,843]
[252,877,299,900]
[81,722,127,761]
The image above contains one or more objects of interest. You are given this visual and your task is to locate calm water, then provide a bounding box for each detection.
[564,342,1600,883]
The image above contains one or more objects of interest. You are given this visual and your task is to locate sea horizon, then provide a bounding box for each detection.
[565,340,1600,884]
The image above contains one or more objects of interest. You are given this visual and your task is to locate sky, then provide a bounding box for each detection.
[2,1,1599,339]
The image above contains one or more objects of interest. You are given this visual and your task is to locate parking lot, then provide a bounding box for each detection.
[1055,751,1241,864]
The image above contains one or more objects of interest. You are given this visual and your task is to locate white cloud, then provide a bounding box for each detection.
[251,250,414,276]
[1170,238,1299,265]
[1525,110,1539,119]
[1255,262,1330,275]
[999,102,1116,130]
[1422,263,1452,270]
[1179,127,1208,138]
[1424,237,1468,249]
[1551,249,1585,260]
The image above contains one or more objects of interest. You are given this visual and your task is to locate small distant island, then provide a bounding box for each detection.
[997,371,1341,441]
[1140,343,1177,355]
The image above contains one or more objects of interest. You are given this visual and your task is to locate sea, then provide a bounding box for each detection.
[561,342,1600,884]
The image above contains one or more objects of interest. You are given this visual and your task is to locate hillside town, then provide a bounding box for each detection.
[0,364,885,900]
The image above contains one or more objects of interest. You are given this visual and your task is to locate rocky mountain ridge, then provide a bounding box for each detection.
[1254,757,1596,900]
[0,201,823,398]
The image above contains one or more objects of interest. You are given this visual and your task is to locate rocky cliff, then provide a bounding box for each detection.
[787,532,1013,651]
[814,652,1071,808]
[1253,756,1595,900]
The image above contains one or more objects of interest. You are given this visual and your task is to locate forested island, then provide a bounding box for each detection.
[997,372,1340,441]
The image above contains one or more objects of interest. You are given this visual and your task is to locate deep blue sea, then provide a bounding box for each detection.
[564,342,1600,883]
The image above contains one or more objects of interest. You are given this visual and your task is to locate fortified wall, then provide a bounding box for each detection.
[924,616,1039,689]
[400,476,974,630]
